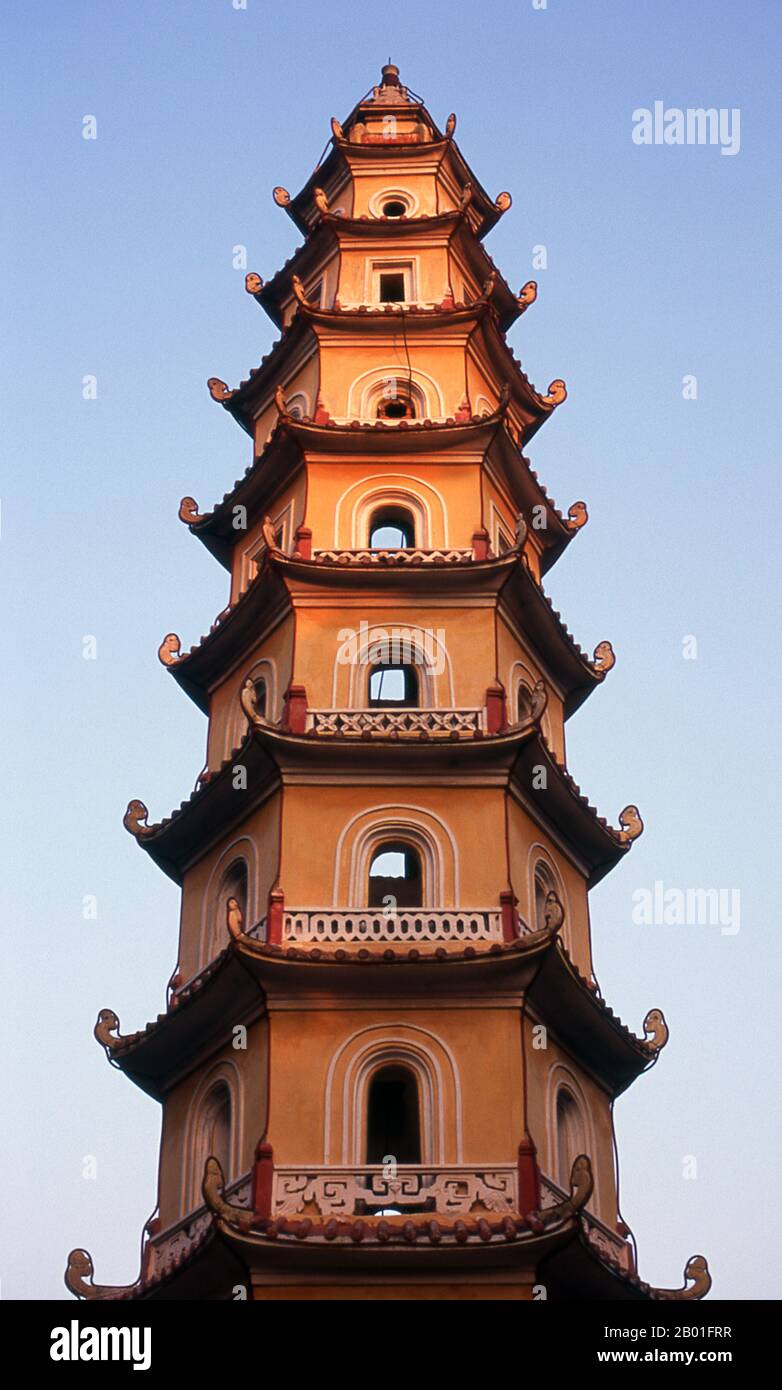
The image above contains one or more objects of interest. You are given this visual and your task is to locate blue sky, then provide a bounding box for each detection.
[2,0,780,1299]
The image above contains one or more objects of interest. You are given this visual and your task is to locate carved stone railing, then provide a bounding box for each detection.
[145,1173,252,1282]
[283,908,503,946]
[540,1174,633,1272]
[245,917,266,942]
[308,708,485,738]
[273,1164,517,1218]
[313,547,473,566]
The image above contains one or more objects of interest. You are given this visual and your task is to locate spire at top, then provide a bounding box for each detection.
[366,60,416,106]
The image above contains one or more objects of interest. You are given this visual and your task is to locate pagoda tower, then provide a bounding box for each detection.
[67,65,711,1303]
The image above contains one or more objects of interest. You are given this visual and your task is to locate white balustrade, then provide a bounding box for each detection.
[273,1164,517,1217]
[283,908,502,946]
[308,707,484,737]
[313,547,473,565]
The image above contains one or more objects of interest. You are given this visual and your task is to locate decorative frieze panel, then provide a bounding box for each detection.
[146,1174,252,1280]
[313,548,473,566]
[540,1174,632,1271]
[283,908,503,945]
[309,708,484,738]
[273,1165,517,1217]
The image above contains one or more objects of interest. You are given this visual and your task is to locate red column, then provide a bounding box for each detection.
[283,683,308,733]
[472,527,490,561]
[517,1134,541,1215]
[500,888,518,942]
[485,682,507,734]
[294,525,312,560]
[267,887,285,946]
[252,1141,274,1220]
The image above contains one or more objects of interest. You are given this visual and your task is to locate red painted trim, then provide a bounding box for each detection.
[485,680,507,733]
[472,527,490,561]
[499,886,518,942]
[517,1134,541,1215]
[252,1140,274,1219]
[283,683,308,733]
[294,525,312,560]
[266,887,285,946]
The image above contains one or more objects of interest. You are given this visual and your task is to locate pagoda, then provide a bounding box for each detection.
[66,65,711,1302]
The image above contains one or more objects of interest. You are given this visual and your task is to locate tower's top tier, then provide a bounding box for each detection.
[344,62,440,138]
[279,63,506,242]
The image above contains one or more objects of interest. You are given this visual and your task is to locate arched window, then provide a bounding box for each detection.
[366,1065,421,1164]
[368,663,419,708]
[369,505,416,549]
[200,1083,232,1183]
[533,862,556,933]
[556,1087,585,1190]
[368,842,423,908]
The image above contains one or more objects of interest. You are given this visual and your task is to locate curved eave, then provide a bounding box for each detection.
[107,931,557,1105]
[449,219,520,329]
[130,1225,247,1302]
[511,734,628,887]
[105,927,648,1103]
[304,298,493,333]
[258,222,340,327]
[468,312,557,444]
[186,424,304,568]
[212,1204,576,1271]
[249,714,539,778]
[273,546,518,593]
[168,565,290,711]
[134,708,622,882]
[218,311,315,434]
[110,948,264,1100]
[499,560,603,715]
[527,942,651,1096]
[134,716,623,884]
[276,410,504,452]
[488,424,574,573]
[133,733,280,882]
[85,1216,670,1301]
[540,1230,654,1301]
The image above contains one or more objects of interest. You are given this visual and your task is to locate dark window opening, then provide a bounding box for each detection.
[369,506,415,548]
[379,272,406,302]
[207,1086,232,1178]
[383,200,407,219]
[534,868,552,933]
[368,841,422,908]
[377,393,416,419]
[517,683,533,722]
[369,664,419,707]
[556,1089,582,1190]
[366,1065,421,1165]
[253,676,267,718]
